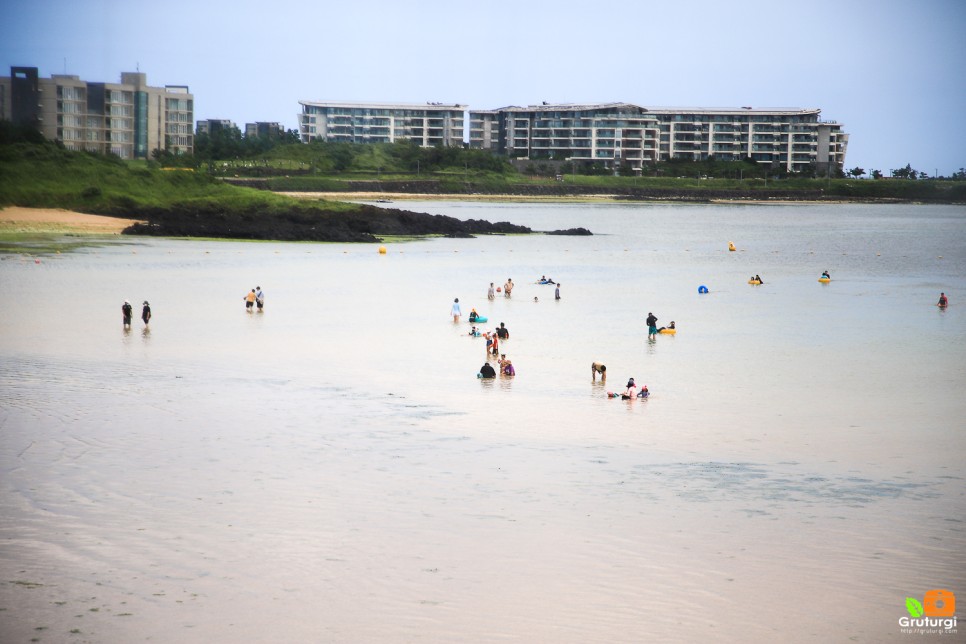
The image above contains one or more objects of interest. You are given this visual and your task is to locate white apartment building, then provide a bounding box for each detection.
[470,103,848,173]
[298,101,465,147]
[0,66,193,158]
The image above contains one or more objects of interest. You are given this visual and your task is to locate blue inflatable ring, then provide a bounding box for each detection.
[698,285,709,294]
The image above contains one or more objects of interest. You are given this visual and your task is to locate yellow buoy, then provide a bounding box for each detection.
[728,242,736,252]
[378,245,387,254]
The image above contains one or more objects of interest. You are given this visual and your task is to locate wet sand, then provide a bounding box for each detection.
[0,207,144,234]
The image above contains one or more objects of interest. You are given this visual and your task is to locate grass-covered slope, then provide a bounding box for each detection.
[0,142,531,242]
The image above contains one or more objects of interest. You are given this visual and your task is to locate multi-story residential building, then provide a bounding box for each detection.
[0,66,193,158]
[197,119,238,136]
[245,121,285,139]
[469,103,848,173]
[298,101,465,147]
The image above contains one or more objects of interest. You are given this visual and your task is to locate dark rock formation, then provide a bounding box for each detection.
[121,203,531,242]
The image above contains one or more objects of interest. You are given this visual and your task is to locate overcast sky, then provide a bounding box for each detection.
[3,0,964,175]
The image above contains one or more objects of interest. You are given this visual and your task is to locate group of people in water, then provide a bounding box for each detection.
[124,284,268,328]
[121,299,151,329]
[536,276,562,300]
[477,321,514,378]
[460,280,523,379]
[244,286,266,312]
[593,368,649,399]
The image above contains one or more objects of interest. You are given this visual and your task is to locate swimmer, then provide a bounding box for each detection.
[637,385,649,398]
[479,362,497,379]
[938,292,948,307]
[821,270,830,279]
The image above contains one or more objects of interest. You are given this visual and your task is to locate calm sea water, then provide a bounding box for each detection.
[1,202,964,642]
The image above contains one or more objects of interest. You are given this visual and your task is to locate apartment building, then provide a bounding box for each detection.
[469,103,848,173]
[245,122,285,139]
[298,101,465,147]
[197,119,238,136]
[0,66,193,158]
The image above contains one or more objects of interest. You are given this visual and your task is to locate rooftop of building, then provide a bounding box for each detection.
[470,103,822,115]
[300,100,467,110]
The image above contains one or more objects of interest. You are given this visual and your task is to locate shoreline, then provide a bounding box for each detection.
[0,207,144,235]
[280,191,864,205]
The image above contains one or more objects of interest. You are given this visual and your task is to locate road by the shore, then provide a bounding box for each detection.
[0,207,144,234]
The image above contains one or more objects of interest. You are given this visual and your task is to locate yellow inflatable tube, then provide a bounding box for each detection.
[748,279,761,285]
[659,328,676,335]
[818,277,831,283]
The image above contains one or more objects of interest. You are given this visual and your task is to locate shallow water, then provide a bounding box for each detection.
[1,202,964,642]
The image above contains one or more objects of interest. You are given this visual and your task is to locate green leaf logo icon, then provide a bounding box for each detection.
[906,597,924,617]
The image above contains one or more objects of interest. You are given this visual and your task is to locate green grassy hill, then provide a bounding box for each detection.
[0,141,531,242]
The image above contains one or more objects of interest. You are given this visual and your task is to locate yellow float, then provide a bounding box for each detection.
[748,279,761,285]
[378,245,387,254]
[818,277,830,283]
[728,242,737,252]
[659,328,677,335]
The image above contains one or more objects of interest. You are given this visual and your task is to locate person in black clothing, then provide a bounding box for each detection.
[479,362,497,379]
[121,300,133,328]
[141,301,152,326]
[496,322,510,339]
[646,312,658,338]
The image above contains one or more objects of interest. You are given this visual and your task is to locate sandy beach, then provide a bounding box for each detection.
[0,207,143,234]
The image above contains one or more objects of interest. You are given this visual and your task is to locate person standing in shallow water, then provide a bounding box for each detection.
[244,289,256,312]
[255,286,265,311]
[504,278,513,298]
[555,283,561,300]
[451,297,462,322]
[591,362,606,382]
[938,292,948,307]
[121,300,133,328]
[488,282,495,301]
[646,312,658,338]
[141,301,152,326]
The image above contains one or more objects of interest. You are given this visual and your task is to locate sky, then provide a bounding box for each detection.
[2,0,965,176]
